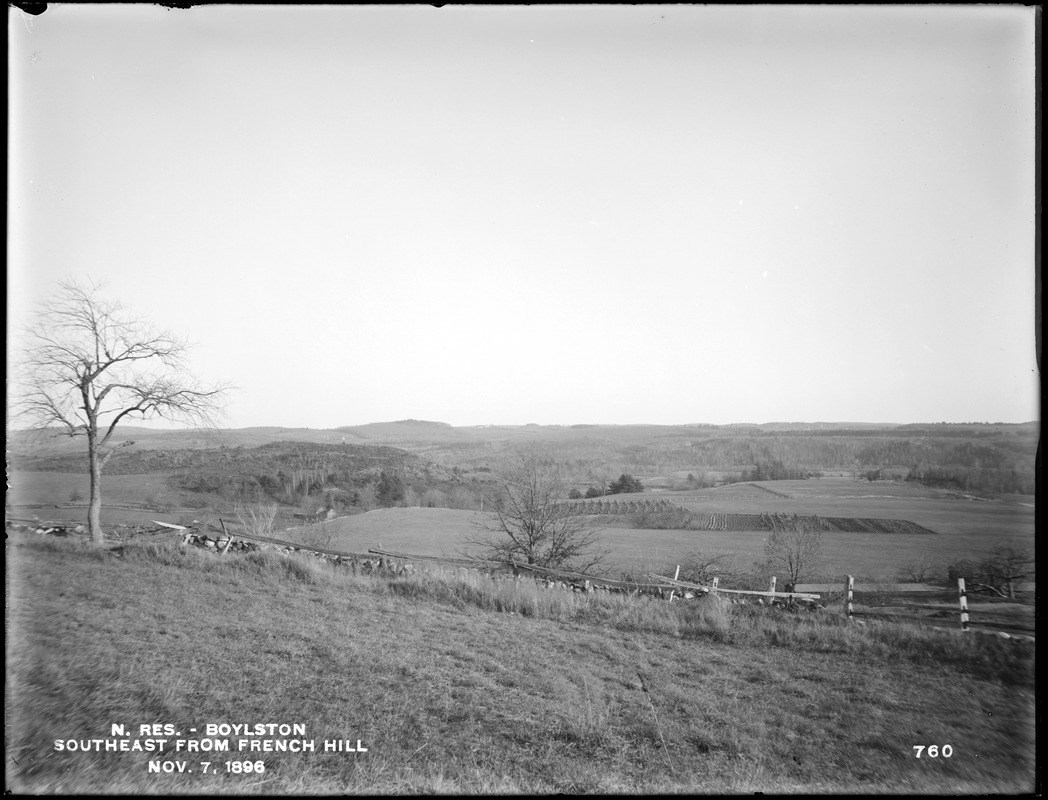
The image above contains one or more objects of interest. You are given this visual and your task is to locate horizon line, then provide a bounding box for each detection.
[10,418,1040,434]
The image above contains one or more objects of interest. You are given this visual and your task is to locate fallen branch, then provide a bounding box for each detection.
[150,520,188,531]
[971,582,1010,599]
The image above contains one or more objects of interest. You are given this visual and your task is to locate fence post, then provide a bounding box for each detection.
[219,519,234,554]
[669,564,680,602]
[958,577,970,631]
[768,576,776,595]
[845,574,854,619]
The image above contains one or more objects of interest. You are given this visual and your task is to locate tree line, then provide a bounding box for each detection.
[565,473,646,499]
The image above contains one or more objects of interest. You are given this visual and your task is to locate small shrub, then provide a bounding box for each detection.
[234,502,278,539]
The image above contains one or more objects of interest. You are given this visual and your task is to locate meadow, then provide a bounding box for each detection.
[8,472,1034,583]
[285,479,1033,582]
[5,532,1035,794]
[7,472,193,518]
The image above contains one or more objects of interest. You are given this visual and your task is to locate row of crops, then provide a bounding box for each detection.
[566,498,681,515]
[691,512,936,534]
[567,502,935,534]
[818,516,937,534]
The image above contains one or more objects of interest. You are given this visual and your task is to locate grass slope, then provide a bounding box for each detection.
[6,533,1035,794]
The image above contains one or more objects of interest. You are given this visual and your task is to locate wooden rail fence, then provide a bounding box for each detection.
[795,577,968,626]
[650,573,821,603]
[794,576,1034,638]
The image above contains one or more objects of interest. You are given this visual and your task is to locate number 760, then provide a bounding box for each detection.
[913,745,953,758]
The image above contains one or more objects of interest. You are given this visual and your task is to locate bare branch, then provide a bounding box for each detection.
[10,280,231,545]
[760,515,824,585]
[462,450,610,574]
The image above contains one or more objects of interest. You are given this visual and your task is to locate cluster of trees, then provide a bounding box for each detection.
[175,465,412,511]
[374,471,406,507]
[904,465,1031,495]
[685,472,714,489]
[567,473,645,499]
[184,468,501,515]
[426,430,1037,498]
[159,442,439,509]
[738,459,816,483]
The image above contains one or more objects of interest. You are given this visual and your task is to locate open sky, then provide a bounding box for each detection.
[8,5,1038,429]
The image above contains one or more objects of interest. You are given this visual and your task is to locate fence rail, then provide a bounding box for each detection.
[793,575,1034,638]
[650,573,821,601]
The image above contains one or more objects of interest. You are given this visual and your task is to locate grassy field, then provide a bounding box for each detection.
[7,472,193,519]
[668,479,1035,539]
[8,473,1034,582]
[6,532,1036,794]
[285,477,1033,581]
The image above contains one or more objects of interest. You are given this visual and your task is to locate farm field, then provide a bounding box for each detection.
[287,482,1033,582]
[6,472,192,523]
[587,528,968,581]
[665,479,1035,539]
[6,471,180,507]
[307,507,484,559]
[8,472,1033,582]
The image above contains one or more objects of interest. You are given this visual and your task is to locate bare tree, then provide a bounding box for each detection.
[234,502,278,539]
[945,548,1034,599]
[897,559,942,584]
[759,515,824,585]
[297,520,339,551]
[13,281,230,545]
[464,451,609,573]
[678,550,745,586]
[978,546,1034,599]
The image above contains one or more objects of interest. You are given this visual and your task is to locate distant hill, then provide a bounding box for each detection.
[6,425,352,456]
[7,420,1037,497]
[10,439,447,480]
[10,420,1037,454]
[336,419,459,441]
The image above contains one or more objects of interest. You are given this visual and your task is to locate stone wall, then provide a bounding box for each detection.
[179,529,418,576]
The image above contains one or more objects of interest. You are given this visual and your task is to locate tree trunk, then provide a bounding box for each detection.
[87,434,105,545]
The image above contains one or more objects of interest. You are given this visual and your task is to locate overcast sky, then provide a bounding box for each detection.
[8,5,1038,429]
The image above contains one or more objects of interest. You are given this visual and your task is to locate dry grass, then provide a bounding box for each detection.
[6,532,1035,794]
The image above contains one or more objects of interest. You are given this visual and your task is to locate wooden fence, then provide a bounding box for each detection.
[794,576,1034,637]
[650,573,821,603]
[795,578,966,626]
